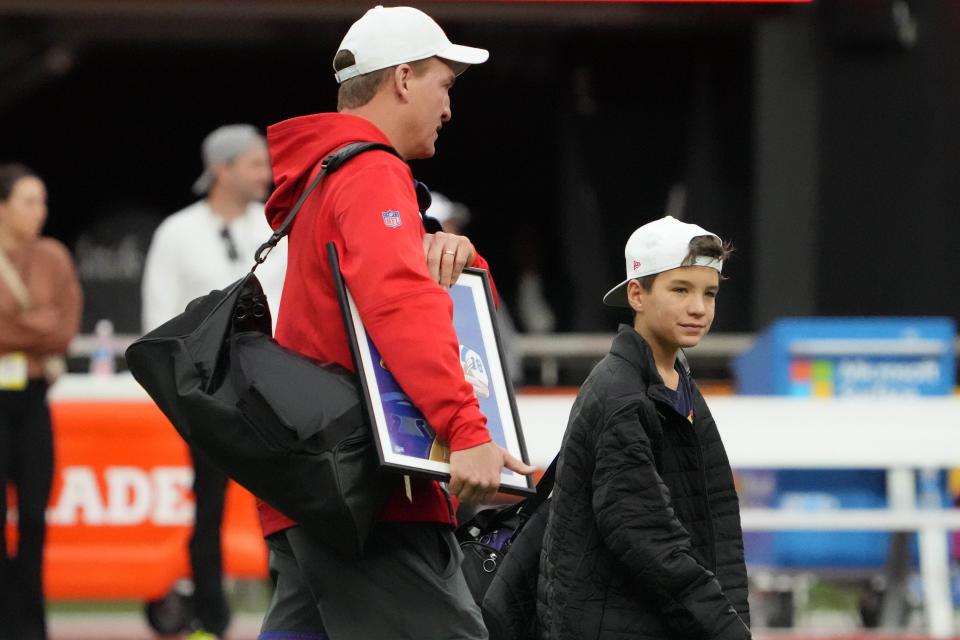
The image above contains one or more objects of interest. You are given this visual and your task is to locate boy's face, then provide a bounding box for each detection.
[629,266,720,352]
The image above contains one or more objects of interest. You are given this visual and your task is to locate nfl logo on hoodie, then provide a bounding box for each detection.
[381,210,402,228]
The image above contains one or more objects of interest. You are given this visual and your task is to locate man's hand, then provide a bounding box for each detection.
[423,232,475,288]
[448,441,536,504]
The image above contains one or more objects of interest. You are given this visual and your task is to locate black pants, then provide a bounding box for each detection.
[188,447,231,635]
[0,380,53,640]
[259,524,487,640]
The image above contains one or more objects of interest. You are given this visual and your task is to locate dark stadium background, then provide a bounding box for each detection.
[1,1,958,337]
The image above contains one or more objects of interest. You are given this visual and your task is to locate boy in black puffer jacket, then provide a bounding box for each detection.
[538,216,750,640]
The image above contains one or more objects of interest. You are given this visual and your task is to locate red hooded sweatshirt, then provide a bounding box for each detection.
[258,112,495,536]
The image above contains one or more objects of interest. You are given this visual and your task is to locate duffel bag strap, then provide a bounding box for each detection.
[253,142,401,267]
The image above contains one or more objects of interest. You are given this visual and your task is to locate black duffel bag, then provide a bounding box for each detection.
[456,456,557,640]
[125,142,399,558]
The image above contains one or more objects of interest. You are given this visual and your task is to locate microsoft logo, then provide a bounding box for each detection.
[789,359,834,397]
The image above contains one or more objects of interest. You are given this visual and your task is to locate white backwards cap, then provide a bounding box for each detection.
[602,215,724,308]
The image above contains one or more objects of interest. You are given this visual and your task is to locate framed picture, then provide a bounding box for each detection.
[328,244,534,496]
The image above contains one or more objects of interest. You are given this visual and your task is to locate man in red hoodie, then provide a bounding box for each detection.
[257,7,533,640]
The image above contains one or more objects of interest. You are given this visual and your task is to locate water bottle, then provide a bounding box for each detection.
[90,318,115,376]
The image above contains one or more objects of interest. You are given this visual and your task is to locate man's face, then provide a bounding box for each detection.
[630,266,719,352]
[403,57,455,159]
[217,144,272,203]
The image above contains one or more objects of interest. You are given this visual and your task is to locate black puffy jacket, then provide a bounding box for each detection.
[538,325,750,640]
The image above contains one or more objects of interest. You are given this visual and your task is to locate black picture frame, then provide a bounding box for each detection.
[328,243,534,496]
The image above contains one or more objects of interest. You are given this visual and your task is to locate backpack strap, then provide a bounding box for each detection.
[0,248,32,311]
[515,454,558,518]
[536,454,559,500]
[253,141,401,267]
[537,453,560,499]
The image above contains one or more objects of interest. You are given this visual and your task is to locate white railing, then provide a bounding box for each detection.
[75,332,960,387]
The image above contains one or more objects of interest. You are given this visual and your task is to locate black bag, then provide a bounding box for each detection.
[456,456,557,640]
[125,142,400,559]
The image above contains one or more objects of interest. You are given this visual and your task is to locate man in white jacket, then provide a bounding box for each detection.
[141,123,287,640]
[142,124,286,331]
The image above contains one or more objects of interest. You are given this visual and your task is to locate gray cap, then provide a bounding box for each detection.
[192,124,267,195]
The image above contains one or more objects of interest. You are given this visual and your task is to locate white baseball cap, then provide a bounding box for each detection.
[426,191,471,226]
[602,215,724,308]
[333,5,489,84]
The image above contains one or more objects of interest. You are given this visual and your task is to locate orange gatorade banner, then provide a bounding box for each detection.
[6,399,267,600]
